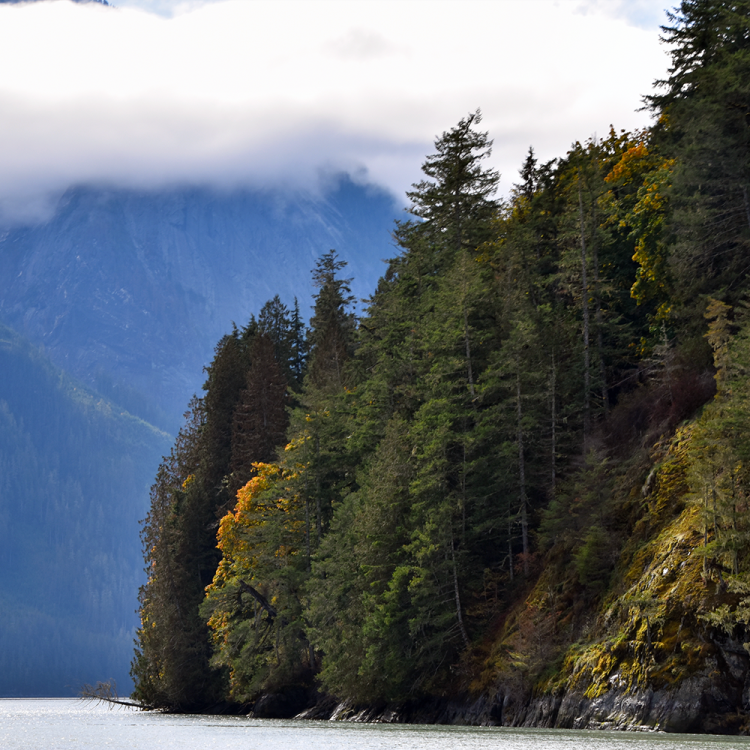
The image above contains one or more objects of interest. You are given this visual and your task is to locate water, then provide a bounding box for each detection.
[1,699,749,750]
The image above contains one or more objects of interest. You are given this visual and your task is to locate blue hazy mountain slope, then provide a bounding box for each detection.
[0,178,400,433]
[0,322,170,696]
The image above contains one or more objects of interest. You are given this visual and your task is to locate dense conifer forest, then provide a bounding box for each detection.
[132,1,750,729]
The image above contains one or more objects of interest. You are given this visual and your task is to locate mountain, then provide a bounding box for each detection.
[0,322,170,696]
[0,179,400,433]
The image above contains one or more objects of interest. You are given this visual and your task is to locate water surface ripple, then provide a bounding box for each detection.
[1,699,749,750]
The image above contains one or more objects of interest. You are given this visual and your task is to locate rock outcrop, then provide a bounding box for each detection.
[289,663,748,733]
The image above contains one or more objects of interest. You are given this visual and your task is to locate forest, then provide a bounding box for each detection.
[131,1,750,729]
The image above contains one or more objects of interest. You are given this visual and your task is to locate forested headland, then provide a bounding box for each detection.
[131,1,750,732]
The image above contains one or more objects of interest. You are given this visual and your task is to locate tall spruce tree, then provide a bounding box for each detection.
[407,110,499,256]
[297,251,358,542]
[288,297,308,390]
[306,251,356,393]
[131,398,225,710]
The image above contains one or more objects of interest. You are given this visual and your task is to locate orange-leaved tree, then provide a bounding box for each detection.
[202,452,311,702]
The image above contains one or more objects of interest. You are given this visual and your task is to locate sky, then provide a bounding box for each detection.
[0,0,674,223]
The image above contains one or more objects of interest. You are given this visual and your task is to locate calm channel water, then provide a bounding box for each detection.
[1,699,750,750]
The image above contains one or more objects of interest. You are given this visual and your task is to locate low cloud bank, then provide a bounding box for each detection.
[0,0,668,223]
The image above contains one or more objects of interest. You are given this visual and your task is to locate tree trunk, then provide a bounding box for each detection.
[315,433,322,544]
[590,197,608,417]
[450,530,470,649]
[304,443,312,570]
[578,177,591,444]
[550,352,557,492]
[461,438,467,543]
[703,484,709,577]
[731,471,739,575]
[238,579,278,620]
[464,305,476,401]
[460,251,476,403]
[305,496,311,572]
[517,369,529,576]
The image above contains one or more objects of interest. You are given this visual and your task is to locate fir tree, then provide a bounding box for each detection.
[228,333,289,496]
[406,109,500,261]
[307,250,356,393]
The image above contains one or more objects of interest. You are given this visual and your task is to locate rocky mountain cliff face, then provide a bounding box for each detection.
[0,179,399,431]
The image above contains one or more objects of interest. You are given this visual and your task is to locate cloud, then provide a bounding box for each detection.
[0,0,670,223]
[327,28,402,61]
[571,0,672,30]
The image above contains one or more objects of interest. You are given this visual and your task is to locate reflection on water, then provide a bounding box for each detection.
[0,699,749,750]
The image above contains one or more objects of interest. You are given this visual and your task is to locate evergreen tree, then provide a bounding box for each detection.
[131,398,224,710]
[296,251,359,542]
[288,297,308,389]
[228,333,289,496]
[309,417,414,701]
[320,113,503,692]
[133,327,256,709]
[306,250,357,393]
[406,109,500,261]
[648,0,750,303]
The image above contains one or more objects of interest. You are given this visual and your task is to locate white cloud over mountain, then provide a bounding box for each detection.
[0,0,670,222]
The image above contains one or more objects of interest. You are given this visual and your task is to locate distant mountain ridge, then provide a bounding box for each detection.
[0,179,400,432]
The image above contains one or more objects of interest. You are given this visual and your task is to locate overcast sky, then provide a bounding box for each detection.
[0,0,673,223]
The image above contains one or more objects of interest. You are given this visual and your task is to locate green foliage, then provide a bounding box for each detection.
[573,524,613,592]
[137,27,750,711]
[307,250,356,394]
[228,334,289,495]
[202,462,310,701]
[648,0,750,308]
[406,109,499,258]
[133,300,299,709]
[132,398,222,710]
[308,416,414,701]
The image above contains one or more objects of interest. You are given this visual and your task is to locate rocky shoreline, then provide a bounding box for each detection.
[243,651,749,735]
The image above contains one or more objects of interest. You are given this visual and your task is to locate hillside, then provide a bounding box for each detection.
[0,322,170,695]
[0,151,399,696]
[0,179,399,433]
